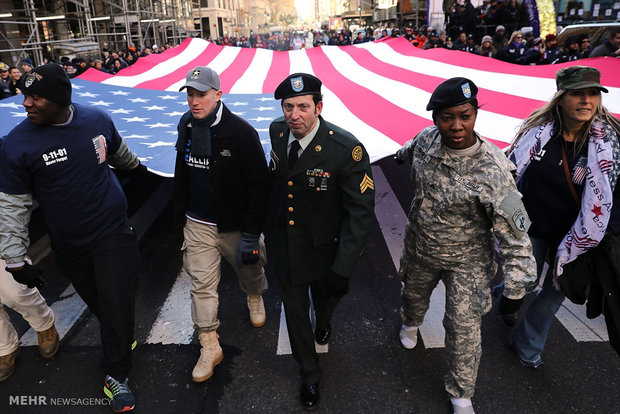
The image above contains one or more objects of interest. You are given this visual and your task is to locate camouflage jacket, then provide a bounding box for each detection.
[397,126,536,299]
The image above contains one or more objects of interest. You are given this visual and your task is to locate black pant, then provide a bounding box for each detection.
[54,220,140,379]
[277,275,341,385]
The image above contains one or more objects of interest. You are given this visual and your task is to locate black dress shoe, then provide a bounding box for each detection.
[300,383,319,411]
[314,325,331,345]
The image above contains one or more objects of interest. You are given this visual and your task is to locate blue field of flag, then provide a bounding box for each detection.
[0,79,277,176]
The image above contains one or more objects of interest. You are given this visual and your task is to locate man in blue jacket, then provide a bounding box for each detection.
[0,63,146,412]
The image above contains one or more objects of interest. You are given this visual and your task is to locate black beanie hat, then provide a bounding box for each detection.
[19,63,72,106]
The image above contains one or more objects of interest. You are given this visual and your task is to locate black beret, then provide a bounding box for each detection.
[426,77,478,111]
[274,73,322,100]
[19,63,72,107]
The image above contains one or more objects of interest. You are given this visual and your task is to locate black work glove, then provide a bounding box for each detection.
[7,264,45,289]
[498,296,524,316]
[236,233,260,267]
[132,162,150,176]
[327,272,349,297]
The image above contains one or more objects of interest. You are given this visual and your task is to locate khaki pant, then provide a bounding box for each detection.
[183,220,268,333]
[0,260,55,356]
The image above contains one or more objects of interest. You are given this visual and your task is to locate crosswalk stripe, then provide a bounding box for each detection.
[276,301,329,355]
[556,299,609,342]
[146,270,194,345]
[19,284,87,346]
[371,165,446,348]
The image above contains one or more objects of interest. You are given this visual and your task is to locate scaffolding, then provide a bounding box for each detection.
[0,0,194,66]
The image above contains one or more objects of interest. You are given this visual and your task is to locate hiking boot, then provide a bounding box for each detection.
[192,331,224,382]
[399,324,418,349]
[104,375,135,412]
[36,325,59,359]
[247,294,266,328]
[0,348,20,382]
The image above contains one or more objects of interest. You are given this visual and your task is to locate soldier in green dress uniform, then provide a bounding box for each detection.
[269,73,375,411]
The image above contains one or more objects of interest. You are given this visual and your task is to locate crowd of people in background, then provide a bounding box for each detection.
[1,2,619,99]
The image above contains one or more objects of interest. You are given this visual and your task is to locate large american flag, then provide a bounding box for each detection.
[2,37,619,176]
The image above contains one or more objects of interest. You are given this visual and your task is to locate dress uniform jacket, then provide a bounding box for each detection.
[269,116,375,285]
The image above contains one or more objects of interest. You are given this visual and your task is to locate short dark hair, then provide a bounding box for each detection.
[311,93,323,106]
[610,29,620,38]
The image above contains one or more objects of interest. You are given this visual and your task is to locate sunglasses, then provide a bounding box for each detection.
[516,36,523,39]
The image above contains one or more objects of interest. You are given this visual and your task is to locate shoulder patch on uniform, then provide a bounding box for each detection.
[499,192,530,235]
[352,145,363,162]
[360,173,374,193]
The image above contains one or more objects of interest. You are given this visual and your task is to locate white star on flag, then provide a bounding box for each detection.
[129,97,149,103]
[0,102,21,109]
[254,106,275,112]
[249,117,274,122]
[228,101,249,106]
[78,92,99,98]
[110,108,134,114]
[111,90,131,96]
[122,116,149,122]
[158,95,178,100]
[148,123,173,128]
[141,140,175,148]
[166,111,186,116]
[144,105,167,111]
[124,134,152,139]
[90,100,113,107]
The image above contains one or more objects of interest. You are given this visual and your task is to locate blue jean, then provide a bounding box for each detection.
[510,236,565,367]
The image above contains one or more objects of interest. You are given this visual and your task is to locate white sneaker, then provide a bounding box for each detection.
[451,397,475,414]
[399,324,418,349]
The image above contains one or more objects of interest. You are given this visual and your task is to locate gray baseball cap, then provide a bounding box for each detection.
[179,66,220,92]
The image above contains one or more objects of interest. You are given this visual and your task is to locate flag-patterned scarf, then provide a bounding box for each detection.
[509,118,614,277]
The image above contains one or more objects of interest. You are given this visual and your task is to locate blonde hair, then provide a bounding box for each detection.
[510,89,620,155]
[508,31,522,44]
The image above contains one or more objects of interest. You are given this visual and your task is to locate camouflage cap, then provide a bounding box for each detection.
[555,66,609,93]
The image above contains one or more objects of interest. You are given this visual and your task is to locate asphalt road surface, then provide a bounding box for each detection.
[1,158,619,414]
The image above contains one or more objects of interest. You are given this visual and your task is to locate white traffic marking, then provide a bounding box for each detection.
[277,299,328,355]
[371,165,446,348]
[146,270,194,345]
[556,299,609,342]
[19,285,86,346]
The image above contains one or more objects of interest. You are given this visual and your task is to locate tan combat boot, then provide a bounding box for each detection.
[0,348,20,382]
[36,325,59,359]
[247,294,266,328]
[192,331,223,383]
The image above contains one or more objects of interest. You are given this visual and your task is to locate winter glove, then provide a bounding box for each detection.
[236,233,260,267]
[133,162,150,176]
[7,263,45,289]
[498,296,524,315]
[327,272,350,297]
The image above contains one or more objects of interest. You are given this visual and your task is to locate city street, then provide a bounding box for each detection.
[1,157,618,414]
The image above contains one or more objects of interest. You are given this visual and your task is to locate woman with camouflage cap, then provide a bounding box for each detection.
[497,65,620,366]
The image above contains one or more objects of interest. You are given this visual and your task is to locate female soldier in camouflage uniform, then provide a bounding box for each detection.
[395,77,536,414]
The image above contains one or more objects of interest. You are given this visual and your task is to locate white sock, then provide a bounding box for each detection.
[450,398,472,408]
[399,324,418,349]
